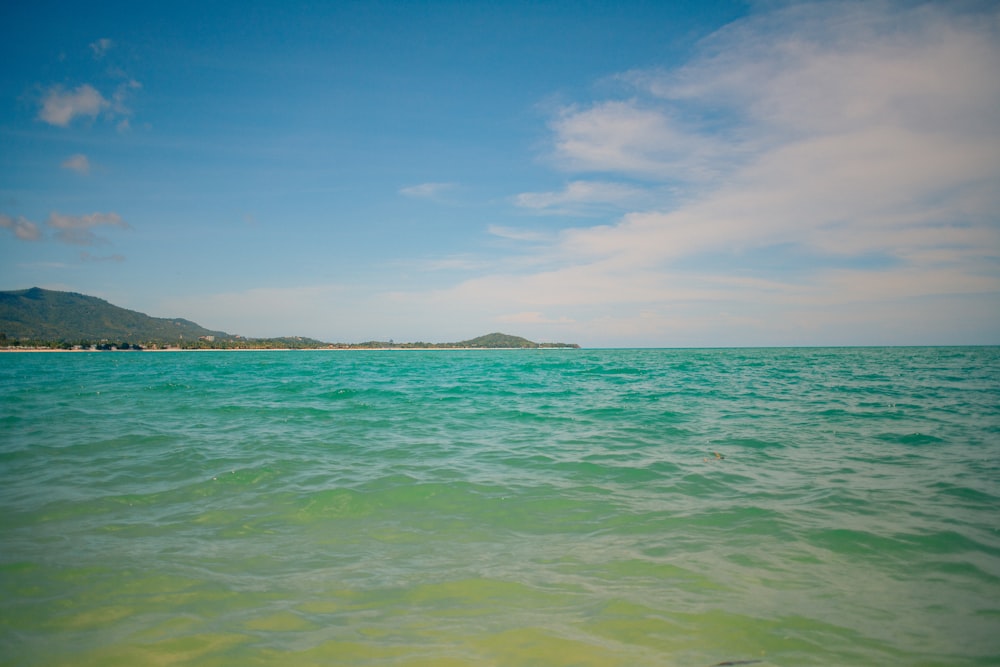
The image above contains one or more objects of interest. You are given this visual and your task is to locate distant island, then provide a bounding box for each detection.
[0,288,580,350]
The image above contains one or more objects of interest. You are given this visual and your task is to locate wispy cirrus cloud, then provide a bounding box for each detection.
[405,1,1000,345]
[128,2,999,348]
[47,211,130,245]
[514,180,649,215]
[548,101,729,183]
[399,182,457,199]
[110,79,141,131]
[541,2,1000,272]
[90,38,113,59]
[487,225,552,242]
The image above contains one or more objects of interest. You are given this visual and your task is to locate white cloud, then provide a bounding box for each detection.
[433,1,1000,345]
[0,211,130,245]
[146,2,1000,347]
[0,214,42,241]
[47,211,128,230]
[548,101,729,182]
[38,84,109,127]
[46,211,130,245]
[60,154,91,174]
[111,79,141,117]
[487,225,551,242]
[90,38,113,59]
[37,77,140,129]
[399,182,457,199]
[647,1,1000,139]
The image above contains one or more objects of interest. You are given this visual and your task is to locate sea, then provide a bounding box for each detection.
[1,347,998,667]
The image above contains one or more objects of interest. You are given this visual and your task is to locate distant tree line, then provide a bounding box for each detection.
[0,334,145,350]
[0,333,335,350]
[1,331,579,351]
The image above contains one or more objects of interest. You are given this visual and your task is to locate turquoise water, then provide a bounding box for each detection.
[1,347,998,666]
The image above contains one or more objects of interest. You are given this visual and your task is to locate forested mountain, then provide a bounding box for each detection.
[0,287,229,344]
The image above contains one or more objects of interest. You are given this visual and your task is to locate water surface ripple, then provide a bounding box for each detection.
[1,347,998,666]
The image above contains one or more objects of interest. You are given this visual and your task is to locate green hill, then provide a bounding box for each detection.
[0,287,229,344]
[456,332,576,348]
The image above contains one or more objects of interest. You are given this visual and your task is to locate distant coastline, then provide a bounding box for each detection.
[1,288,580,350]
[1,345,579,353]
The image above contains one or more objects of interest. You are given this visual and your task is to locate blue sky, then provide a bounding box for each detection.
[2,0,998,346]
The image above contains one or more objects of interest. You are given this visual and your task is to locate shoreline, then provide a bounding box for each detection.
[1,346,577,353]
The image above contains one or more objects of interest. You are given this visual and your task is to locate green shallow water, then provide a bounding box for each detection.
[1,347,998,666]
